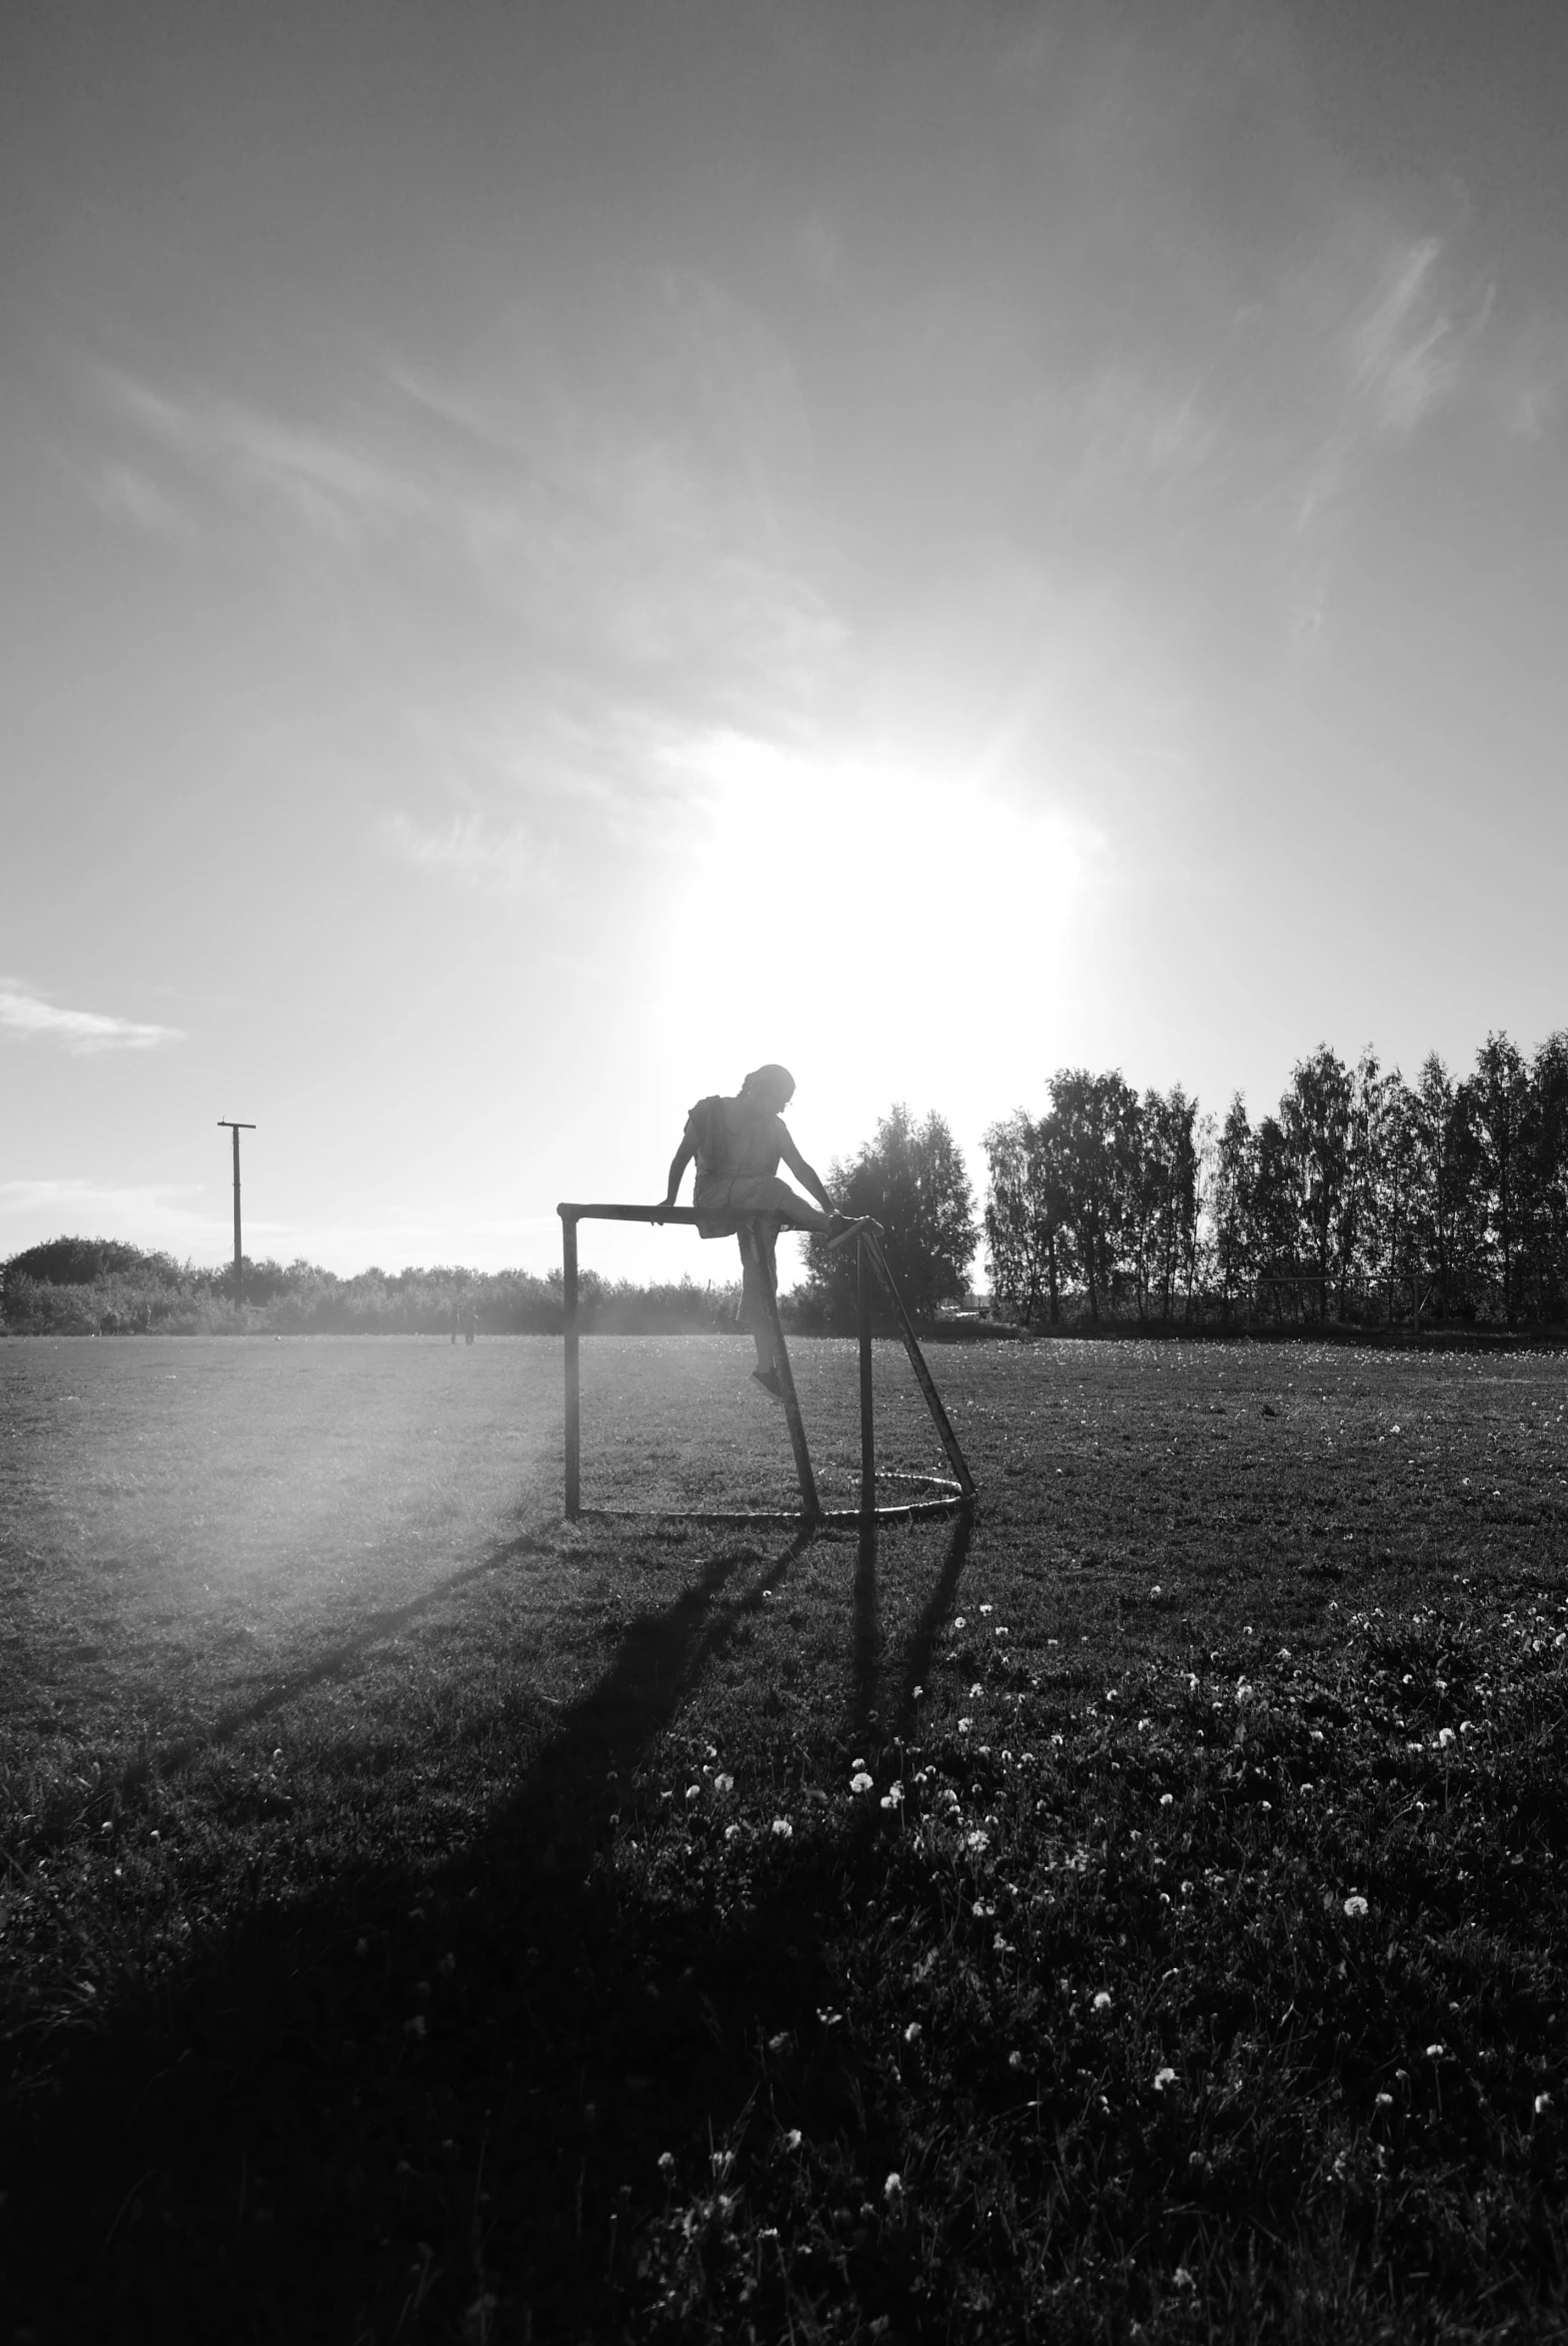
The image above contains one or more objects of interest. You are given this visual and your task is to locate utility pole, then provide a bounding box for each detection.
[217,1121,256,1309]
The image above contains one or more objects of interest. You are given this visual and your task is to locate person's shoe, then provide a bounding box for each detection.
[751,1366,784,1399]
[826,1214,882,1251]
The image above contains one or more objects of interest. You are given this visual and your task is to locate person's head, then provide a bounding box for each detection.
[740,1063,795,1116]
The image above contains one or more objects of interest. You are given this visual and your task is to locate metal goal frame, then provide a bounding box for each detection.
[557,1203,975,1527]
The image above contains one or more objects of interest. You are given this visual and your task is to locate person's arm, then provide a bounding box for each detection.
[664,1134,696,1207]
[780,1129,834,1216]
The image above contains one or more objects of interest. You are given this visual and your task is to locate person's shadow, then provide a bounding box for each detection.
[3,1506,973,2345]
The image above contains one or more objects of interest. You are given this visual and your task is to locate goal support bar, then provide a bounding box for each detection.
[555,1202,975,1525]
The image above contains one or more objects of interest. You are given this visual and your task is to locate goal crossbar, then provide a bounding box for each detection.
[556,1203,976,1527]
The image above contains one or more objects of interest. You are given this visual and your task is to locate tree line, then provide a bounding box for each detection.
[0,1240,751,1338]
[7,1027,1565,1339]
[982,1032,1568,1330]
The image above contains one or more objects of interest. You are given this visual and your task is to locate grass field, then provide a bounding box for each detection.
[3,1331,1568,2342]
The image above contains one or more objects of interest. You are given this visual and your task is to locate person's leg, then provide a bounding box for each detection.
[739,1231,776,1371]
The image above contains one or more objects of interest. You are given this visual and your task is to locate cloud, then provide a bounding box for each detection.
[0,985,184,1053]
[1349,238,1468,433]
[380,811,537,899]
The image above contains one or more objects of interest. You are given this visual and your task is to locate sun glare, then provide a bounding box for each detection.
[660,731,1104,1147]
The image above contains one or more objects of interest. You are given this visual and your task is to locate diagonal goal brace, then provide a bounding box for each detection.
[556,1202,976,1527]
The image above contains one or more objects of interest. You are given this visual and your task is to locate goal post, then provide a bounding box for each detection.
[555,1202,975,1528]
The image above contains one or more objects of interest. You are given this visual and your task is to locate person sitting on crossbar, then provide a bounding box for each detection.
[664,1063,876,1398]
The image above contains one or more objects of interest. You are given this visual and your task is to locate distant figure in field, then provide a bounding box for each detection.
[664,1063,875,1398]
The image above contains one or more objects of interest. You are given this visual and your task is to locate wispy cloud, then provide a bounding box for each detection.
[1349,237,1478,434]
[0,984,184,1054]
[379,811,537,899]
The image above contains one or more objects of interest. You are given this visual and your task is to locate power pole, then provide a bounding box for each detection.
[217,1121,256,1309]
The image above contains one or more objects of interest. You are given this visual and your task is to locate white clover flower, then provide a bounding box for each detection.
[1438,1729,1455,1749]
[771,1817,793,1838]
[1150,1584,1162,1597]
[958,1718,973,1734]
[969,1682,984,1698]
[768,2030,790,2052]
[715,1772,735,1793]
[724,1822,741,1841]
[904,2021,922,2043]
[686,1784,702,1803]
[850,1772,873,1793]
[884,2171,902,2199]
[911,1684,924,1699]
[980,1604,993,1615]
[1173,2266,1195,2290]
[1153,2067,1176,2091]
[1159,1792,1174,1808]
[995,1626,1008,1638]
[1343,1895,1368,1918]
[965,1829,989,1852]
[1426,2042,1446,2059]
[658,2150,676,2174]
[1092,1989,1112,2012]
[1536,2092,1552,2116]
[1375,2091,1393,2107]
[784,2129,802,2150]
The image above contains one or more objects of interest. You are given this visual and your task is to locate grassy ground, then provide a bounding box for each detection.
[3,1332,1568,2342]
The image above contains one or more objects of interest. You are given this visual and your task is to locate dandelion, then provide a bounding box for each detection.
[1159,1792,1174,1808]
[784,2129,802,2150]
[1536,2093,1552,2116]
[768,2030,790,2052]
[850,1772,873,1793]
[958,1718,973,1734]
[724,1822,741,1841]
[953,1616,967,1631]
[969,1682,984,1698]
[911,1684,924,1699]
[980,1603,993,1615]
[880,1782,904,1809]
[884,2171,902,2199]
[965,1828,989,1852]
[771,1817,793,1838]
[1173,2266,1195,2291]
[1438,1728,1456,1749]
[1150,1584,1162,1597]
[715,1771,735,1793]
[686,1784,702,1803]
[1153,2067,1177,2091]
[1343,1895,1369,1918]
[1093,1990,1112,2012]
[903,2022,922,2044]
[994,1625,1008,1638]
[1375,2091,1393,2107]
[1426,2042,1446,2060]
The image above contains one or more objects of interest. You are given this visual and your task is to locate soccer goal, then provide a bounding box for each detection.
[556,1203,975,1528]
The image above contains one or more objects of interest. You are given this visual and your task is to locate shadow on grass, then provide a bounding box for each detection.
[117,1526,561,1793]
[2,1510,974,2343]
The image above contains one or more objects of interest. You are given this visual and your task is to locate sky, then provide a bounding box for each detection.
[4,0,1567,1289]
